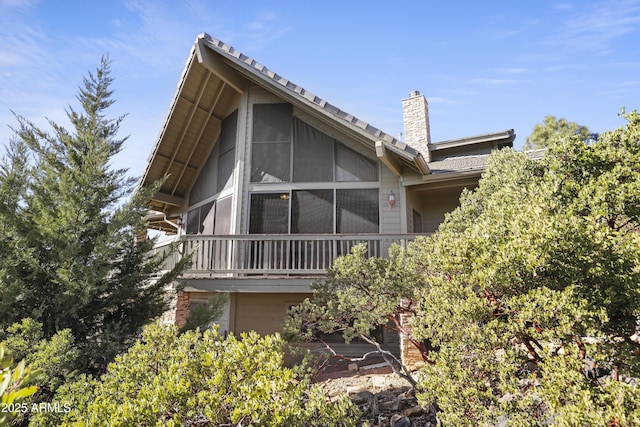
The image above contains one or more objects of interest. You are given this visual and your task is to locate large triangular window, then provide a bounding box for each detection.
[250,104,378,183]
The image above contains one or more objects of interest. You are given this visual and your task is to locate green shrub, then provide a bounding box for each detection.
[409,111,640,425]
[0,344,38,427]
[56,322,356,426]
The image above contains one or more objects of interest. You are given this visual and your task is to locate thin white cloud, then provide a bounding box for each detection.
[495,29,521,39]
[485,67,534,76]
[0,0,38,11]
[550,0,640,53]
[428,97,459,106]
[0,20,68,127]
[618,80,640,87]
[471,78,531,86]
[504,68,531,74]
[553,2,574,11]
[0,51,23,67]
[239,11,290,50]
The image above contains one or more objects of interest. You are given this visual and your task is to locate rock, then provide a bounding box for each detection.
[398,388,415,399]
[316,371,429,426]
[346,384,369,395]
[391,414,411,427]
[584,357,610,379]
[377,415,389,426]
[369,394,380,417]
[355,390,374,401]
[347,362,359,372]
[495,415,509,427]
[403,405,424,417]
[498,392,513,404]
[379,397,401,411]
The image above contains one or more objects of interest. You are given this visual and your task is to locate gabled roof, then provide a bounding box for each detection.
[429,129,515,153]
[402,145,543,189]
[140,33,428,219]
[196,35,426,165]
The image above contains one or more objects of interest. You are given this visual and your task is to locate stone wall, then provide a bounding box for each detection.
[401,90,431,161]
[174,291,191,329]
[399,306,425,372]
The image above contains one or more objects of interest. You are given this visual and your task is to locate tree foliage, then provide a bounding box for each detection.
[0,57,188,376]
[0,344,38,427]
[409,110,640,425]
[51,323,356,427]
[180,294,228,333]
[524,115,593,150]
[285,244,427,384]
[0,319,79,427]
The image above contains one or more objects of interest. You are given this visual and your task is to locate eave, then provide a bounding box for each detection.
[430,129,515,152]
[376,141,430,176]
[139,40,247,222]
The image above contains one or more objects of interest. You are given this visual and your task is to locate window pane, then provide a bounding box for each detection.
[336,143,378,182]
[336,189,379,233]
[186,202,215,235]
[250,142,290,183]
[291,190,333,234]
[200,202,215,234]
[252,104,292,142]
[216,110,237,192]
[214,196,232,235]
[186,208,199,234]
[219,110,237,153]
[292,119,333,182]
[189,144,218,205]
[249,193,290,234]
[217,148,235,191]
[190,111,238,204]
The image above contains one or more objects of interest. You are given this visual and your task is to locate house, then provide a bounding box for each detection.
[141,33,515,361]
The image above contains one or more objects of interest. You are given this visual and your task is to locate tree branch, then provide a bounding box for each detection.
[387,314,436,365]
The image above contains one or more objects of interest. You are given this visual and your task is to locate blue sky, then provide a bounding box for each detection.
[1,0,639,178]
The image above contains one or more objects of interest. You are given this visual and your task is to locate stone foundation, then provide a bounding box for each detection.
[399,310,425,372]
[174,291,191,329]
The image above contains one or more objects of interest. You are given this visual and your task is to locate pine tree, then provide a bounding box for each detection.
[0,57,188,374]
[523,115,593,150]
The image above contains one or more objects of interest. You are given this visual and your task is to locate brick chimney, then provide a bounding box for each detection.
[402,90,431,161]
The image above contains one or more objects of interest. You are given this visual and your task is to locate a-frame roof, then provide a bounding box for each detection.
[140,33,428,221]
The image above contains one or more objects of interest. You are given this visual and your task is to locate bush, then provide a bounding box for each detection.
[55,322,356,426]
[409,111,640,425]
[0,344,38,427]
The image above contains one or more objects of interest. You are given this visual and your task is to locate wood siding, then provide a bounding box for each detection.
[233,292,309,336]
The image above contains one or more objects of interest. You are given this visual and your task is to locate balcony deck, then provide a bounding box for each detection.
[154,233,426,279]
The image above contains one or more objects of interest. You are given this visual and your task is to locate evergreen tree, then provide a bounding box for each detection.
[524,115,593,150]
[0,57,188,374]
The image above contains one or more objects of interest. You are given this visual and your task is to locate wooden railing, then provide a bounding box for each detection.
[153,234,426,277]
